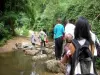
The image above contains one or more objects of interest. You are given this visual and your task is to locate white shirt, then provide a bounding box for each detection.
[65,23,75,38]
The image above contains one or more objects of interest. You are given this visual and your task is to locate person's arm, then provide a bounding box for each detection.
[60,54,68,64]
[62,25,65,36]
[54,26,56,35]
[54,25,56,38]
[60,43,75,64]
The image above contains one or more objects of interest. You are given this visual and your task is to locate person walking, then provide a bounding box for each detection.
[61,17,97,75]
[39,29,47,49]
[54,18,64,60]
[65,19,75,40]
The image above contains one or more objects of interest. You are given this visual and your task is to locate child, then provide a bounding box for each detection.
[39,29,47,49]
[31,32,36,46]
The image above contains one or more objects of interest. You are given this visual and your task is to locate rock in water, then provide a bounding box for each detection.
[32,54,47,61]
[44,59,65,73]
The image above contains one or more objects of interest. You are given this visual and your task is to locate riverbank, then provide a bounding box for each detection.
[0,36,100,75]
[0,36,64,75]
[0,36,31,53]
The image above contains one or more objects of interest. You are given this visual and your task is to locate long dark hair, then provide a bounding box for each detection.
[74,17,93,44]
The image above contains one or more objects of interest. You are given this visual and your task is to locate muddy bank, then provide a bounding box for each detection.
[0,36,31,53]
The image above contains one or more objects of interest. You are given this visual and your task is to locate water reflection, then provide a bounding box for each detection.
[0,50,55,75]
[0,50,33,75]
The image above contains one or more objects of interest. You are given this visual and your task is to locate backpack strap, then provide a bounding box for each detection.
[70,39,81,75]
[72,39,90,49]
[72,39,81,50]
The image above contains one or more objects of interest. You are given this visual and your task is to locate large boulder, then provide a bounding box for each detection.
[45,59,65,73]
[44,48,54,54]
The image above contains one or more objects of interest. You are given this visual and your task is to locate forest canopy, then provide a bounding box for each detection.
[0,0,100,41]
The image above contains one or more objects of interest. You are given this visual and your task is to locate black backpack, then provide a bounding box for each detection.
[70,39,98,75]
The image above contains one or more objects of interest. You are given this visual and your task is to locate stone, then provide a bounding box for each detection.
[15,42,34,50]
[47,52,55,59]
[45,59,65,73]
[32,54,47,61]
[24,50,39,56]
[44,48,53,54]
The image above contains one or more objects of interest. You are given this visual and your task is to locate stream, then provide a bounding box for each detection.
[0,50,54,75]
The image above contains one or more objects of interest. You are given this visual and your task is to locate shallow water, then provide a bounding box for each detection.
[0,50,54,75]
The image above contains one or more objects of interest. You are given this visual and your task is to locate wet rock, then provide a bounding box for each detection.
[15,42,34,50]
[35,45,40,48]
[51,45,55,48]
[47,52,55,59]
[44,48,53,54]
[45,59,65,73]
[24,50,40,56]
[32,54,47,61]
[36,48,41,50]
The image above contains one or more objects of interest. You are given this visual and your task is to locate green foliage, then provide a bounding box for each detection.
[0,22,12,46]
[92,20,100,38]
[0,0,100,45]
[96,57,100,69]
[15,25,29,37]
[0,38,7,46]
[0,22,10,40]
[15,12,31,28]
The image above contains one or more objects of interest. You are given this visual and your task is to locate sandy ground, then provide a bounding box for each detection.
[0,36,31,53]
[0,35,52,53]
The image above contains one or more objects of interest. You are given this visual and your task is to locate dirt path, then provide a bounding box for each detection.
[0,36,31,53]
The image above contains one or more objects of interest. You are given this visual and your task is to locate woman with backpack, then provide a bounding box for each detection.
[60,17,98,75]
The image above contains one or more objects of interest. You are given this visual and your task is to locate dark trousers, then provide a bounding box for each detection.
[55,36,63,60]
[41,40,46,47]
[32,43,35,46]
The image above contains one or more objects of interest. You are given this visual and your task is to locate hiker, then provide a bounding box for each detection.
[60,17,98,75]
[61,19,75,57]
[54,18,64,60]
[65,19,75,39]
[31,32,36,46]
[39,29,47,48]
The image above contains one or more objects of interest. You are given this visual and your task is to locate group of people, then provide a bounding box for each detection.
[54,17,100,75]
[31,29,47,49]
